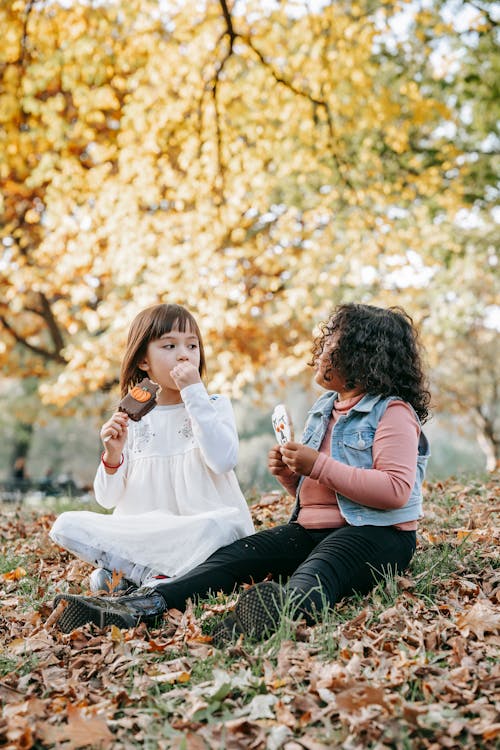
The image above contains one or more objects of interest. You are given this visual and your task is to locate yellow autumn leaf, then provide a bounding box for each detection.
[110,625,124,642]
[0,0,495,478]
[2,567,27,581]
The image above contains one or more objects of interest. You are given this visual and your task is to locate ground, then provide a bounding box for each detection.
[1,474,499,749]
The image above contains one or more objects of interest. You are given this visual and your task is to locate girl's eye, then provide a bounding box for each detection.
[188,343,199,349]
[163,344,175,349]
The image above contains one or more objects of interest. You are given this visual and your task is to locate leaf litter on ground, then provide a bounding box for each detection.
[0,474,499,749]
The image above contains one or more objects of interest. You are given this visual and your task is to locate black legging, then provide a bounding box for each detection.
[152,523,416,622]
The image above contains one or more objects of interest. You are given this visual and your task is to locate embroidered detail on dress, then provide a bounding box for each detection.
[178,417,193,440]
[133,423,156,453]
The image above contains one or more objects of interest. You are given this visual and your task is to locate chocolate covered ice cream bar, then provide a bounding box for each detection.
[272,403,294,445]
[118,378,161,421]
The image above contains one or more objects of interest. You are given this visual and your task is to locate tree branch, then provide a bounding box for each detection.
[213,0,354,196]
[244,37,354,191]
[218,0,237,50]
[37,292,66,354]
[210,1,239,202]
[0,315,66,364]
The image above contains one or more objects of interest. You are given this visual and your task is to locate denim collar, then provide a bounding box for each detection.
[310,391,382,417]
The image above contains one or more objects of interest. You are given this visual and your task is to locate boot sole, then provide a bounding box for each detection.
[234,581,284,640]
[53,594,138,633]
[211,613,243,648]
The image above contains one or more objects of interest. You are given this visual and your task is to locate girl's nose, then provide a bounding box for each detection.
[177,351,188,360]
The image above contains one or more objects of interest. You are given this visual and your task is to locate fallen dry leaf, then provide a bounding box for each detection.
[44,597,68,628]
[335,684,390,714]
[149,669,191,684]
[37,704,114,748]
[455,600,500,639]
[1,567,27,582]
[1,475,499,749]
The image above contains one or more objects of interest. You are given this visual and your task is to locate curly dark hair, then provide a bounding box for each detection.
[310,303,431,422]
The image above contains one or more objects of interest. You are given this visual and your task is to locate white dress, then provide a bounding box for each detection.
[50,383,255,584]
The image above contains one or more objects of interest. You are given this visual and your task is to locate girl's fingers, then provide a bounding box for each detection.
[268,447,283,461]
[268,456,287,474]
[280,444,296,461]
[269,454,283,464]
[101,417,128,443]
[103,429,121,441]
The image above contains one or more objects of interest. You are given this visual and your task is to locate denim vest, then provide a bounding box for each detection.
[289,392,430,526]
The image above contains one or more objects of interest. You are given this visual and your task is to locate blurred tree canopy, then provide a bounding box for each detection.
[0,0,498,466]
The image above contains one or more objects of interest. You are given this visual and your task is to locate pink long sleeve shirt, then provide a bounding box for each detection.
[276,394,420,531]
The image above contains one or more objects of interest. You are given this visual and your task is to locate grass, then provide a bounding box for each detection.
[0,653,39,679]
[1,472,499,749]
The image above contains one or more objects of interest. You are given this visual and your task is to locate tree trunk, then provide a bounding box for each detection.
[474,411,500,472]
[10,422,34,480]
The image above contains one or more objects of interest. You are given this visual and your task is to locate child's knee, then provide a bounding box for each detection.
[49,513,71,544]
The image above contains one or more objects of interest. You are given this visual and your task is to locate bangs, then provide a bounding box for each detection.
[146,305,199,342]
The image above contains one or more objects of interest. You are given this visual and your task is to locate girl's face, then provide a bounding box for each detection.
[314,333,348,393]
[139,323,201,397]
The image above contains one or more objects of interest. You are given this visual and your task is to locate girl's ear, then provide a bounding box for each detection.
[138,358,149,371]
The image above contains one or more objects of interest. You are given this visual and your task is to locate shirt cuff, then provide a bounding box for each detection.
[310,452,329,480]
[180,381,207,400]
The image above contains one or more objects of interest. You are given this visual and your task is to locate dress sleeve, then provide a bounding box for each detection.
[181,382,239,474]
[309,401,420,509]
[93,448,129,510]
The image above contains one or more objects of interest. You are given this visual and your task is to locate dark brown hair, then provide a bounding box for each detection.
[310,303,431,422]
[119,304,206,397]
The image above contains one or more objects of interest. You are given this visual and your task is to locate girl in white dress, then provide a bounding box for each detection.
[50,303,254,592]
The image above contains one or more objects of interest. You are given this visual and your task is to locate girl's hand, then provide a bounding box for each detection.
[170,362,201,390]
[268,445,293,476]
[100,411,128,459]
[280,442,319,477]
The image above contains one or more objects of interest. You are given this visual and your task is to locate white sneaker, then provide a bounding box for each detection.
[89,568,134,594]
[140,570,171,587]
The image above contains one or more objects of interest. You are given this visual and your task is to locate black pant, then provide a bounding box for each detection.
[152,523,416,622]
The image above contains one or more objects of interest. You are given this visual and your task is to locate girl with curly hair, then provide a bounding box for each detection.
[52,303,431,640]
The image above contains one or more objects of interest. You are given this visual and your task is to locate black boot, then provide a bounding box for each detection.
[212,581,285,646]
[235,580,285,639]
[52,587,167,633]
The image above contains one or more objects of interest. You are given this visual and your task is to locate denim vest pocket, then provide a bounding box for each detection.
[340,431,375,469]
